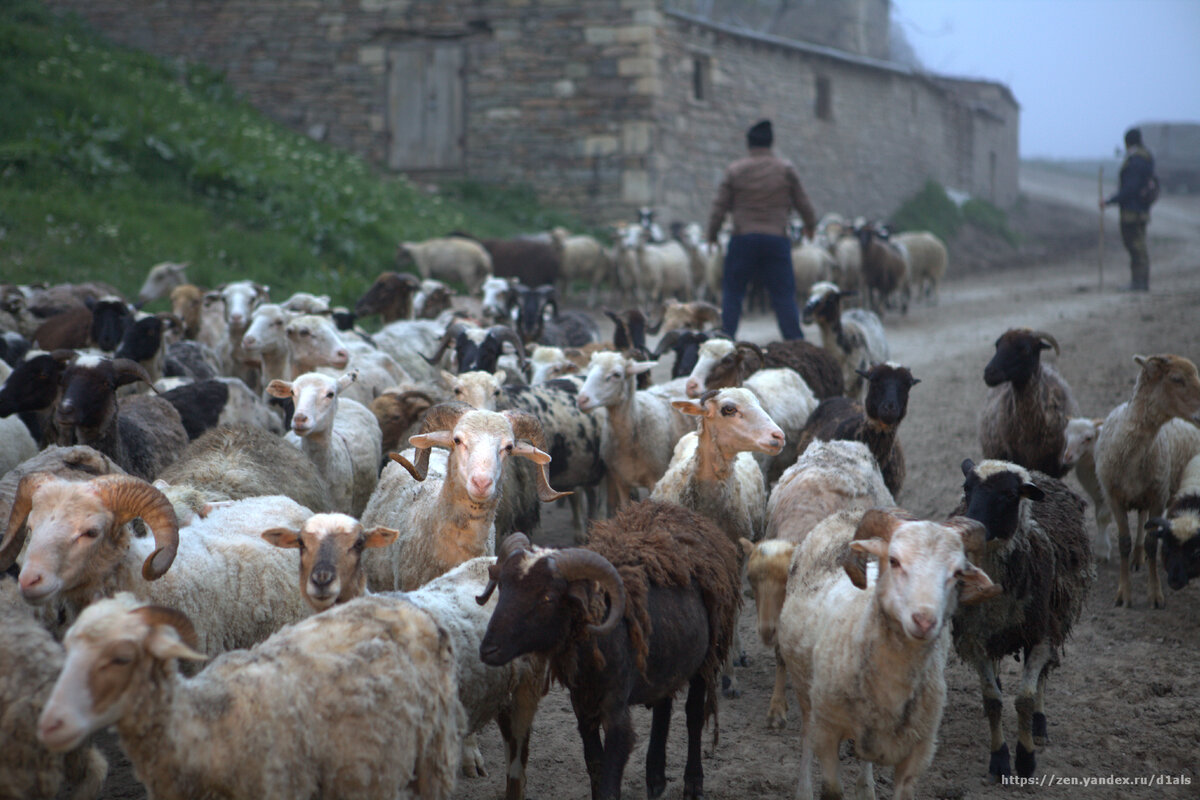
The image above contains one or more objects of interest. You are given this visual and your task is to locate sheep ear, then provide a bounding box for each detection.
[671,399,708,417]
[849,537,890,561]
[961,458,976,478]
[439,370,458,389]
[1019,482,1045,502]
[737,537,755,560]
[626,360,656,376]
[957,562,1002,605]
[494,369,507,385]
[512,442,551,465]
[261,528,302,548]
[363,527,399,548]
[146,625,207,663]
[336,370,358,392]
[266,380,293,399]
[410,430,455,451]
[855,368,871,379]
[1132,354,1148,369]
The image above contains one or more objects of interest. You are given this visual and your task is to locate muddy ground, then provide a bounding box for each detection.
[90,166,1200,799]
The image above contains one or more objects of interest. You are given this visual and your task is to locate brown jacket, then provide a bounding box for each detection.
[705,148,816,242]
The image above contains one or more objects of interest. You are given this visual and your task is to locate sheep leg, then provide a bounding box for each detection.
[599,707,635,800]
[796,703,816,799]
[721,651,741,698]
[646,697,672,799]
[892,741,934,800]
[1132,509,1147,570]
[569,492,587,544]
[767,646,789,729]
[578,720,605,799]
[681,674,707,799]
[1032,666,1050,747]
[813,725,845,800]
[1114,505,1134,607]
[978,659,1010,782]
[1015,643,1053,779]
[854,761,876,800]
[461,733,487,778]
[1143,509,1165,609]
[498,678,539,800]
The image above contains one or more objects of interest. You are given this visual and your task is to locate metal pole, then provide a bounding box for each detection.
[1098,166,1105,290]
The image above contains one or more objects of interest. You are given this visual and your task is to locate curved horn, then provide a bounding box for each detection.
[550,548,626,635]
[734,340,765,363]
[111,358,158,392]
[0,472,56,571]
[1030,330,1060,355]
[389,401,475,480]
[133,604,202,651]
[695,301,722,325]
[502,410,571,502]
[424,320,470,366]
[475,532,531,605]
[92,475,180,580]
[946,515,989,559]
[487,325,528,365]
[651,328,684,359]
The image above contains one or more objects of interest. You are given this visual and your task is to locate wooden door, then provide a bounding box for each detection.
[388,44,465,170]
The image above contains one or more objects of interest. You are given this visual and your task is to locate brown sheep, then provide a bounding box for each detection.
[354,272,421,322]
[855,224,908,315]
[699,339,845,400]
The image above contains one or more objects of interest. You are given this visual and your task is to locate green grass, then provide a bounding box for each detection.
[0,1,586,306]
[889,179,1018,246]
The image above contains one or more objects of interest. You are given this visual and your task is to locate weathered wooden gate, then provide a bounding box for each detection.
[387,43,465,171]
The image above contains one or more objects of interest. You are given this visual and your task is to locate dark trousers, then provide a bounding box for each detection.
[1119,219,1149,289]
[721,233,803,340]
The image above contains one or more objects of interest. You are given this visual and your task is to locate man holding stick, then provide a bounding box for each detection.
[1100,127,1156,292]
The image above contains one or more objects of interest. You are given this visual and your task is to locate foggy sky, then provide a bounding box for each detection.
[894,0,1200,159]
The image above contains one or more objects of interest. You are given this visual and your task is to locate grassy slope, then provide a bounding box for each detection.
[0,1,582,306]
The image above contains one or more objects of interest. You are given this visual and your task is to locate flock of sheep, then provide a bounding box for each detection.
[0,211,1197,800]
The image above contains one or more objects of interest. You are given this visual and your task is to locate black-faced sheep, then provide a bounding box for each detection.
[354,271,422,322]
[478,500,741,800]
[1145,454,1200,592]
[1095,354,1200,609]
[979,328,1079,478]
[37,593,463,800]
[511,284,600,347]
[951,459,1093,783]
[793,362,919,496]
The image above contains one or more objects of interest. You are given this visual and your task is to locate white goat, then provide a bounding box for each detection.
[1062,416,1114,561]
[38,593,463,800]
[267,371,383,517]
[777,508,997,800]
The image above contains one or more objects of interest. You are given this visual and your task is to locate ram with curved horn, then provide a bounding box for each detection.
[360,402,569,592]
[426,322,529,377]
[478,500,741,800]
[0,472,314,651]
[979,327,1079,478]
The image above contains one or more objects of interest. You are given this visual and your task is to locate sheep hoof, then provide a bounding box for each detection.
[721,675,741,699]
[1015,741,1036,778]
[647,773,668,799]
[766,710,788,729]
[733,650,749,668]
[1113,589,1130,608]
[987,743,1011,783]
[682,778,704,800]
[1152,594,1166,610]
[1032,712,1049,745]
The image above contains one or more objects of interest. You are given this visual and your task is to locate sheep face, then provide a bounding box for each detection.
[240,304,290,360]
[478,550,575,666]
[1061,417,1101,467]
[355,272,418,320]
[137,262,189,305]
[38,596,205,752]
[1147,514,1200,591]
[673,388,785,456]
[577,352,651,412]
[984,329,1055,388]
[744,539,795,647]
[422,411,541,504]
[443,370,504,411]
[686,339,738,396]
[115,316,165,364]
[14,478,119,604]
[1133,354,1200,422]
[261,514,397,610]
[656,329,711,380]
[529,346,576,384]
[413,280,454,320]
[802,282,843,325]
[0,353,65,417]
[959,459,1045,544]
[481,277,517,321]
[89,299,134,353]
[285,315,349,370]
[267,372,356,437]
[851,518,988,642]
[220,280,269,332]
[859,362,920,427]
[56,356,151,431]
[513,285,556,342]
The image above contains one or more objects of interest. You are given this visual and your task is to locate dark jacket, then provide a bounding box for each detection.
[706,148,816,242]
[1107,145,1155,215]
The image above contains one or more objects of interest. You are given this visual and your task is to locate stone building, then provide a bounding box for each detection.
[45,0,1019,226]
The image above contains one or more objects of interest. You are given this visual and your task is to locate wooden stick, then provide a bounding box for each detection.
[1098,166,1105,290]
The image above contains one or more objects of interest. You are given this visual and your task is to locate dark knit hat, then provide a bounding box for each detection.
[1124,127,1142,147]
[747,119,773,148]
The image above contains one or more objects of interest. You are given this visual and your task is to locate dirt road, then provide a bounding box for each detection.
[92,167,1199,799]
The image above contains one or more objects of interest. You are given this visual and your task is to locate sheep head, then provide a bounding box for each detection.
[478,533,627,665]
[958,459,1044,545]
[672,388,785,457]
[267,371,357,438]
[856,362,920,428]
[1132,354,1200,424]
[0,473,180,604]
[55,355,157,432]
[354,271,420,320]
[38,594,205,753]
[262,513,398,611]
[984,328,1059,388]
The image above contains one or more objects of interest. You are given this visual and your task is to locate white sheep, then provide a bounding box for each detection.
[369,318,447,385]
[577,350,696,510]
[0,577,108,800]
[284,313,410,404]
[0,474,314,655]
[136,261,189,305]
[38,592,464,800]
[1095,354,1200,609]
[830,232,863,299]
[267,371,382,517]
[360,402,567,592]
[614,225,692,305]
[239,302,296,389]
[745,439,894,728]
[262,515,546,796]
[1061,416,1114,561]
[551,227,613,304]
[802,281,889,398]
[791,239,836,307]
[894,230,948,305]
[777,508,997,800]
[396,236,493,296]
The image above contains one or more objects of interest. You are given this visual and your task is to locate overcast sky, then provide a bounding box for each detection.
[893,0,1200,159]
